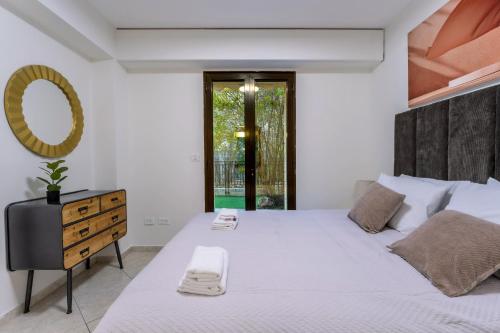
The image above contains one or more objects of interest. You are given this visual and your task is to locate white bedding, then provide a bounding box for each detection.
[95,210,500,333]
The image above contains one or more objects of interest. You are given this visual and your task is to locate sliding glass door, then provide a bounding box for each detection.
[204,72,295,211]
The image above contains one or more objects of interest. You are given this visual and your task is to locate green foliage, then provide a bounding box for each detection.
[213,84,287,198]
[37,160,68,192]
[255,86,286,197]
[213,87,244,160]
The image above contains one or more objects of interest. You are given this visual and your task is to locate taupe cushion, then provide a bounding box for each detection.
[389,210,500,296]
[348,182,405,233]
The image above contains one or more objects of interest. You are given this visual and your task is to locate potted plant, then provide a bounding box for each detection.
[37,160,68,204]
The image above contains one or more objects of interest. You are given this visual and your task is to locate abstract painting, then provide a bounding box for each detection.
[408,0,500,106]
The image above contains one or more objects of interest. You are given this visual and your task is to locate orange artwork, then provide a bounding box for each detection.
[408,0,500,107]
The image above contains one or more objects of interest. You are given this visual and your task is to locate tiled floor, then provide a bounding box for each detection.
[0,248,160,333]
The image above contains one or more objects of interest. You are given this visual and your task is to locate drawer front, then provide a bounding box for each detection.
[97,206,127,230]
[102,222,127,248]
[101,191,126,211]
[64,235,104,269]
[62,198,100,225]
[63,218,99,248]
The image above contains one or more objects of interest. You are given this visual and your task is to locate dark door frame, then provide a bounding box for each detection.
[203,71,296,212]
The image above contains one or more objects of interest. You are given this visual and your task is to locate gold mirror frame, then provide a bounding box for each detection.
[4,65,84,157]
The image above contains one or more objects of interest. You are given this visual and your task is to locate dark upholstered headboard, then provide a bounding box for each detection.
[394,85,500,183]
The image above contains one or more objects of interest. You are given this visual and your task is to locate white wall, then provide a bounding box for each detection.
[116,29,384,73]
[117,29,383,61]
[38,0,116,56]
[121,74,205,246]
[91,59,132,253]
[120,72,382,245]
[0,6,95,317]
[296,73,383,209]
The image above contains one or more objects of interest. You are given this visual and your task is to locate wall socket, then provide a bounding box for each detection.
[158,217,170,226]
[144,217,156,225]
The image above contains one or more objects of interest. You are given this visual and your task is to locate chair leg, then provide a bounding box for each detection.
[85,258,91,270]
[66,269,72,314]
[114,241,123,269]
[24,270,34,313]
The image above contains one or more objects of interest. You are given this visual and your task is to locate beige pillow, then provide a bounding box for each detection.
[348,182,405,233]
[389,210,500,296]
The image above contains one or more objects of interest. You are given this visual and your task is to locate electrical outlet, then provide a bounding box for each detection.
[158,217,170,226]
[144,217,155,226]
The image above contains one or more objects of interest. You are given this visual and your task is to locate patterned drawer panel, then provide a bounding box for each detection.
[101,222,127,248]
[63,234,105,269]
[101,191,126,211]
[62,197,100,225]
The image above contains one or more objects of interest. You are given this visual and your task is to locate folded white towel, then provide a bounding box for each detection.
[212,209,239,230]
[186,246,225,280]
[178,247,228,296]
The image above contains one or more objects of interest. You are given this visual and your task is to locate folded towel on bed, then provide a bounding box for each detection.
[178,246,229,296]
[185,246,225,280]
[212,209,239,230]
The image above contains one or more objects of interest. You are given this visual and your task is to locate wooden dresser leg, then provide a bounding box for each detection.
[66,269,72,314]
[24,270,34,313]
[114,241,123,269]
[85,258,91,270]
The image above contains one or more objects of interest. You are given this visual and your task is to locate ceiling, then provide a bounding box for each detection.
[86,0,413,29]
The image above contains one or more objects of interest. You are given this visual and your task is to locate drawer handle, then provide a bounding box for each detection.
[78,206,89,215]
[111,197,119,202]
[80,247,90,258]
[78,227,89,237]
[112,231,119,240]
[112,215,119,223]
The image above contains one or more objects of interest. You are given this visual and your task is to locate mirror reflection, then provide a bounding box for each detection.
[22,79,73,145]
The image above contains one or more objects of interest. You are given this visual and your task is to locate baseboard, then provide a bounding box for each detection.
[0,246,162,321]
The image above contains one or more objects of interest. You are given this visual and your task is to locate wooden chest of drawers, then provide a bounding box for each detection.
[5,189,127,314]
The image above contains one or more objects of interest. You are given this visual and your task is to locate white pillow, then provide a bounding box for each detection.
[400,175,470,209]
[377,174,449,234]
[446,182,500,225]
[487,177,500,187]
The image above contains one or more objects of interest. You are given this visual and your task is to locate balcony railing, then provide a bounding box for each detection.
[214,160,285,195]
[214,161,245,195]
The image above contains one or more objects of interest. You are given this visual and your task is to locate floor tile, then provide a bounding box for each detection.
[0,286,88,333]
[121,249,160,278]
[0,249,161,332]
[72,263,131,323]
[86,317,101,332]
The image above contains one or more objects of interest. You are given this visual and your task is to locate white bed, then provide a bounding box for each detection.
[95,210,500,333]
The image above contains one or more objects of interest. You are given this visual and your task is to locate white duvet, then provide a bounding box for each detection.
[95,210,500,333]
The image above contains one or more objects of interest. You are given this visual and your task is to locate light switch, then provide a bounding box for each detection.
[144,217,155,225]
[190,154,200,162]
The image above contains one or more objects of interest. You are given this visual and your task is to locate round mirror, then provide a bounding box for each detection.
[4,65,84,157]
[22,79,73,145]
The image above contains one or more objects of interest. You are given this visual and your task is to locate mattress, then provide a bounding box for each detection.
[95,210,500,333]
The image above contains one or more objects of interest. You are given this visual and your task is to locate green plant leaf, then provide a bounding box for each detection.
[55,176,67,185]
[39,167,51,175]
[55,166,68,174]
[41,161,55,170]
[43,160,65,170]
[50,172,61,181]
[47,184,61,191]
[36,177,51,185]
